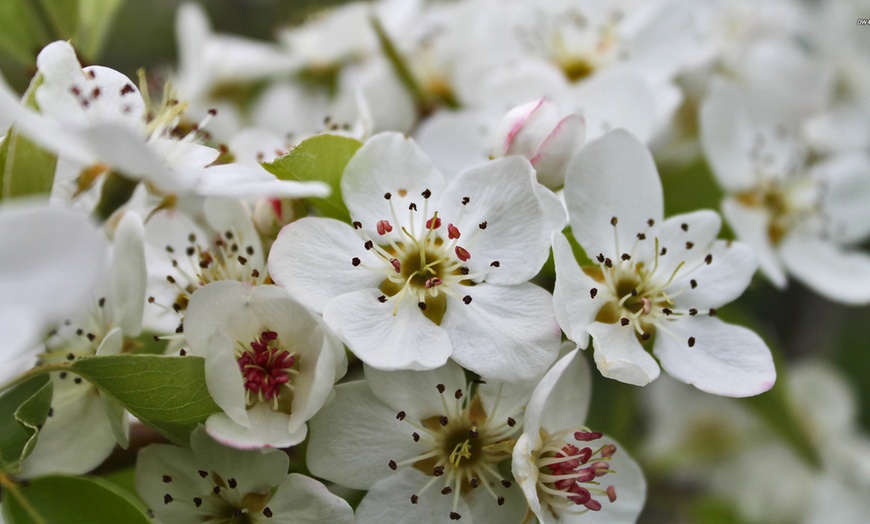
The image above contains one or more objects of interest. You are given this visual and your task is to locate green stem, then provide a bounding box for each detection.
[0,362,69,394]
[0,474,46,524]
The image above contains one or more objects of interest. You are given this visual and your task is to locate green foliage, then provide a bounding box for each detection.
[76,0,126,60]
[0,376,52,474]
[69,355,221,446]
[0,1,49,65]
[261,133,362,223]
[2,475,149,524]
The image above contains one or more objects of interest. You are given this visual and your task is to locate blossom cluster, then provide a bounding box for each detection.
[0,0,868,522]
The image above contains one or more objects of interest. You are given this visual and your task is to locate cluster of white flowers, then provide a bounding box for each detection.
[0,0,868,522]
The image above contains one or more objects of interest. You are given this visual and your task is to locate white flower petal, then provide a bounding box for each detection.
[699,80,757,192]
[654,316,775,397]
[524,347,592,437]
[438,156,561,284]
[269,217,383,313]
[564,129,664,260]
[669,239,757,310]
[342,132,445,235]
[721,197,787,288]
[444,282,561,382]
[80,124,182,190]
[780,233,870,305]
[110,211,146,336]
[190,426,289,489]
[531,113,586,190]
[307,381,421,490]
[648,210,722,274]
[414,109,491,179]
[814,152,870,244]
[203,198,264,268]
[552,232,604,348]
[206,404,304,449]
[587,321,660,387]
[574,68,657,143]
[19,376,116,477]
[364,361,466,419]
[195,163,330,199]
[355,468,473,524]
[265,474,355,524]
[511,434,545,522]
[323,289,452,370]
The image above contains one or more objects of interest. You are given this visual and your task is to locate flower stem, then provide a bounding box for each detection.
[0,362,70,394]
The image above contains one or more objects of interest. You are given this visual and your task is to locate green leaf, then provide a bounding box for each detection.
[69,355,221,446]
[35,0,79,42]
[2,475,150,524]
[0,375,52,474]
[261,134,362,223]
[0,0,49,65]
[1,75,58,201]
[76,0,125,61]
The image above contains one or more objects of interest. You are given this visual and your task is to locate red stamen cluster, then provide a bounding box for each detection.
[544,435,617,511]
[237,330,295,401]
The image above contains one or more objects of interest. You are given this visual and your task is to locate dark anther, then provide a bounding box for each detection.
[213,486,221,494]
[384,192,392,200]
[597,253,605,263]
[620,318,630,326]
[590,288,598,299]
[460,267,469,275]
[98,297,106,307]
[433,466,445,476]
[163,494,173,504]
[450,512,462,520]
[637,233,646,240]
[389,460,398,470]
[681,223,689,231]
[604,258,613,268]
[498,496,505,506]
[709,308,717,316]
[436,384,446,394]
[507,417,516,427]
[501,480,512,488]
[469,428,478,438]
[454,389,463,399]
[411,495,419,504]
[647,219,655,226]
[630,288,638,297]
[74,378,82,384]
[198,470,208,478]
[246,246,255,256]
[162,475,172,483]
[352,257,361,266]
[166,275,176,284]
[705,254,713,264]
[689,308,698,316]
[396,411,406,421]
[462,196,470,205]
[688,337,696,347]
[611,216,618,226]
[441,487,453,495]
[690,279,697,289]
[479,221,487,229]
[353,221,362,229]
[251,269,260,278]
[470,478,479,488]
[621,253,631,261]
[179,349,187,356]
[439,415,449,426]
[490,261,500,267]
[378,295,387,303]
[193,497,202,507]
[412,432,420,442]
[228,478,237,489]
[364,240,374,250]
[685,242,694,249]
[418,302,427,310]
[660,247,668,256]
[409,202,417,211]
[186,246,195,256]
[237,256,247,265]
[641,332,651,340]
[263,507,273,518]
[66,353,75,361]
[59,372,68,379]
[463,295,473,304]
[662,308,672,315]
[422,189,432,199]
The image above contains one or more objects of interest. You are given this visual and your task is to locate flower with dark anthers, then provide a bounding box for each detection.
[143,198,268,336]
[135,427,354,524]
[513,346,646,523]
[184,281,346,448]
[701,79,870,305]
[18,212,145,478]
[269,132,565,381]
[307,361,534,523]
[0,40,330,202]
[555,129,775,397]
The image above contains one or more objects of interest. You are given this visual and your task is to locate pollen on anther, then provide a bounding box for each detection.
[164,494,173,504]
[621,253,631,260]
[436,384,446,393]
[686,242,694,249]
[389,460,398,470]
[660,247,668,256]
[647,218,655,226]
[352,257,361,266]
[590,288,598,298]
[463,295,473,305]
[396,411,406,420]
[690,279,697,288]
[412,432,420,442]
[411,495,419,504]
[450,512,461,520]
[439,415,449,426]
[384,192,392,200]
[705,254,713,264]
[441,487,452,495]
[378,295,387,303]
[462,196,470,205]
[193,497,202,507]
[642,332,651,340]
[507,417,516,427]
[688,337,696,347]
[455,246,471,261]
[422,189,432,199]
[448,223,461,239]
[689,308,698,316]
[681,223,689,231]
[611,216,618,226]
[620,318,630,326]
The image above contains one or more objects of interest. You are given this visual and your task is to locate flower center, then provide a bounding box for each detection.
[351,189,498,326]
[387,383,519,521]
[235,330,298,411]
[160,469,274,522]
[735,178,820,246]
[535,428,618,514]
